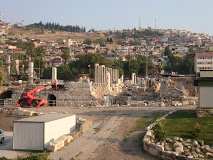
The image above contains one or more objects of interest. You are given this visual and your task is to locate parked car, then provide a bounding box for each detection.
[0,129,4,143]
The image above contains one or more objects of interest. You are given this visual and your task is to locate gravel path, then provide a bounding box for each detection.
[27,106,196,160]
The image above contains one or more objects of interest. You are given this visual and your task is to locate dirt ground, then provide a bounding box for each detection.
[24,106,196,160]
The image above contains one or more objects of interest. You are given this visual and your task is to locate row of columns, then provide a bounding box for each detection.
[94,63,119,87]
[28,63,57,84]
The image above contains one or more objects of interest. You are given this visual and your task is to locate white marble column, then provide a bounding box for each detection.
[94,63,99,84]
[52,67,57,83]
[28,62,34,84]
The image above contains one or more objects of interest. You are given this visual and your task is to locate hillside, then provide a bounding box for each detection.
[6,26,107,42]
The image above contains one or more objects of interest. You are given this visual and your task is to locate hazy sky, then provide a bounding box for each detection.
[1,0,213,35]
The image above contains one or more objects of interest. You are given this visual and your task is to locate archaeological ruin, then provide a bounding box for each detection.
[0,61,199,109]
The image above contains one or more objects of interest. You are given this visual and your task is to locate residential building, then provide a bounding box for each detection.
[194,53,213,72]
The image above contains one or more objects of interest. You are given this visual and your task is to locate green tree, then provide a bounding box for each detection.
[181,53,195,74]
[57,64,73,80]
[129,41,141,46]
[0,62,6,86]
[137,56,155,76]
[164,46,172,56]
[94,38,107,47]
[61,47,71,64]
[83,39,92,45]
[42,67,52,79]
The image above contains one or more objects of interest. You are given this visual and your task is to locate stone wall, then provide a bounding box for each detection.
[38,78,123,107]
[143,108,213,160]
[196,107,213,117]
[0,107,39,131]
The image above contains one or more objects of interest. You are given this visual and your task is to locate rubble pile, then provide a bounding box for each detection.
[115,75,197,107]
[0,107,38,117]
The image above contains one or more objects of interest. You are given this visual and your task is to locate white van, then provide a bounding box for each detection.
[0,129,4,143]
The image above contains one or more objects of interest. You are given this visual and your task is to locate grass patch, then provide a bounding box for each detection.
[93,127,100,133]
[161,110,213,145]
[129,111,167,133]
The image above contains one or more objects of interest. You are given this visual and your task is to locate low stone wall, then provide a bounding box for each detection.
[196,107,213,117]
[143,108,213,160]
[47,119,93,152]
[0,107,39,131]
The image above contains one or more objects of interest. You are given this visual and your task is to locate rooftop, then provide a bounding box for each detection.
[196,52,213,56]
[15,113,74,123]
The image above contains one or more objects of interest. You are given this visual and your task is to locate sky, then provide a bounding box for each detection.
[1,0,213,35]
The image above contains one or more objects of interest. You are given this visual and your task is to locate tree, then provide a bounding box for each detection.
[137,56,155,76]
[164,46,172,56]
[61,48,70,64]
[57,65,73,80]
[42,67,52,79]
[0,62,6,86]
[83,39,92,45]
[181,53,195,74]
[94,38,106,47]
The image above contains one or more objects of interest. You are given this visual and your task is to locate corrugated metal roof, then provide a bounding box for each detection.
[15,113,74,123]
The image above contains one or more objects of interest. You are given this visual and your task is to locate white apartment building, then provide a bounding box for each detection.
[194,53,213,72]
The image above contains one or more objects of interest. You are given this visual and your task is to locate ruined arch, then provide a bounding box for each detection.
[47,94,56,106]
[0,90,12,99]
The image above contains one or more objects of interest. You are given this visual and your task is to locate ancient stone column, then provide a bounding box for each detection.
[15,60,19,75]
[108,68,113,87]
[114,69,119,84]
[94,63,99,85]
[28,62,34,84]
[106,71,111,88]
[131,73,136,84]
[98,65,101,85]
[100,65,105,85]
[52,67,57,83]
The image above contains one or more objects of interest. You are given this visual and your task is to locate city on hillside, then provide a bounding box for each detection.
[0,6,213,160]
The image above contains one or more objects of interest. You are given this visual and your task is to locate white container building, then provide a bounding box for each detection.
[13,113,76,151]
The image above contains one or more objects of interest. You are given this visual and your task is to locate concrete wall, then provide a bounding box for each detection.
[44,115,76,148]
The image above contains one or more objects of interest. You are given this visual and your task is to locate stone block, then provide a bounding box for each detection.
[2,109,8,114]
[176,146,184,154]
[16,110,25,116]
[148,147,160,157]
[155,145,164,151]
[165,157,173,160]
[177,155,187,160]
[47,142,57,152]
[182,100,189,105]
[80,120,92,134]
[54,138,65,149]
[189,100,196,105]
[24,111,35,116]
[143,142,149,152]
[205,146,213,153]
[162,151,173,157]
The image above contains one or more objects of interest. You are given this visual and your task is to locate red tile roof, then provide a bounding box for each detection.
[196,53,213,56]
[106,44,119,47]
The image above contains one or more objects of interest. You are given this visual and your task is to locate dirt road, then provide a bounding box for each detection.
[25,106,196,160]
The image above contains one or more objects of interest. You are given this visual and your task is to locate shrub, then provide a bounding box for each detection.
[153,123,166,142]
[190,122,201,139]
